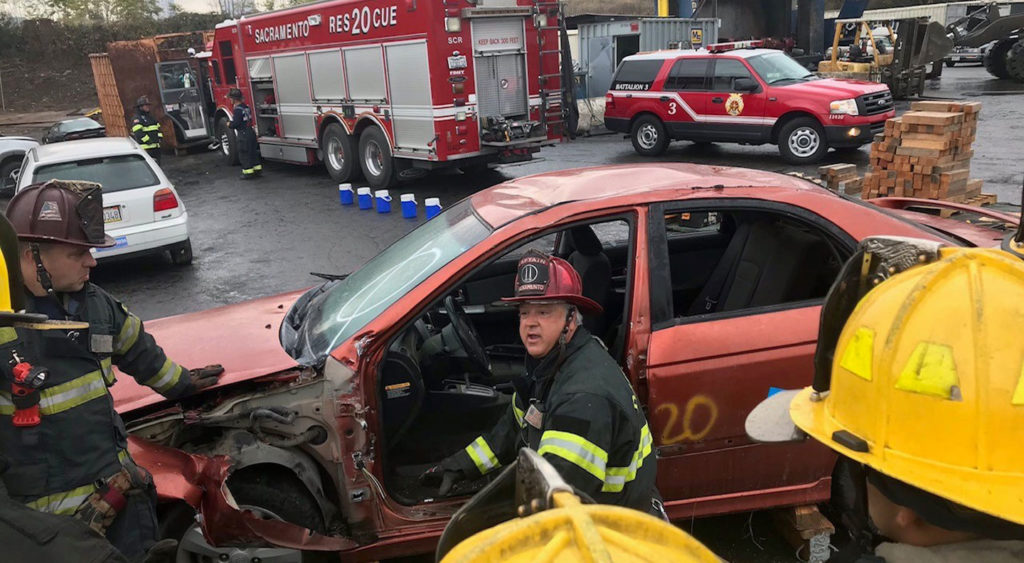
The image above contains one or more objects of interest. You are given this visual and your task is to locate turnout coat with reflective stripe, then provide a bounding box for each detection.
[0,284,192,515]
[448,328,657,512]
[131,110,162,150]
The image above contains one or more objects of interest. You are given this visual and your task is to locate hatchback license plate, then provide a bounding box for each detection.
[104,206,121,223]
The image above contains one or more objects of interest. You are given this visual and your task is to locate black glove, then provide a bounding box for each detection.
[188,364,224,390]
[420,464,464,497]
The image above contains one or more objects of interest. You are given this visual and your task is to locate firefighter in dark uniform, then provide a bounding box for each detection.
[130,96,163,164]
[0,180,223,562]
[228,88,262,179]
[0,212,128,563]
[422,250,662,516]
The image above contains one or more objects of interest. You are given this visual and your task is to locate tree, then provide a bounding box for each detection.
[21,0,161,21]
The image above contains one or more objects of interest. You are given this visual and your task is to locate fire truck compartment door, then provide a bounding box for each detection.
[472,18,528,119]
[385,41,434,151]
[155,61,208,140]
[272,54,315,140]
[344,46,387,101]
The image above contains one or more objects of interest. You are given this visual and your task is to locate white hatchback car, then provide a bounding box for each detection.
[17,137,192,264]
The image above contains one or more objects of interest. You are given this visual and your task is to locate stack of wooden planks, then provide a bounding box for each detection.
[818,163,862,195]
[862,101,986,202]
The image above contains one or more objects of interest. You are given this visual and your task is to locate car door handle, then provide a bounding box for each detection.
[659,96,670,102]
[711,97,724,104]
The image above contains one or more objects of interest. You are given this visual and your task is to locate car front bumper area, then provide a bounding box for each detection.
[825,119,886,148]
[93,212,189,260]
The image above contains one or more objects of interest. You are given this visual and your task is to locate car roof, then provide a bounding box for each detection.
[32,137,141,163]
[624,48,778,62]
[470,163,829,228]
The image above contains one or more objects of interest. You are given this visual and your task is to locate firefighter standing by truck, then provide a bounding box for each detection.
[422,251,661,516]
[228,88,262,180]
[0,180,223,562]
[130,97,162,164]
[747,237,1024,562]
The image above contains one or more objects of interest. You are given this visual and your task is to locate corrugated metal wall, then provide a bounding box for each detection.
[89,54,128,138]
[639,18,719,51]
[825,1,1024,25]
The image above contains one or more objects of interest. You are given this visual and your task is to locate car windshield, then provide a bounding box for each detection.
[33,154,158,192]
[281,199,491,366]
[748,52,814,84]
[61,118,103,133]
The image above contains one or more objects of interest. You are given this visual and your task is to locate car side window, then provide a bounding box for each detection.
[653,208,846,323]
[711,59,754,91]
[664,58,709,91]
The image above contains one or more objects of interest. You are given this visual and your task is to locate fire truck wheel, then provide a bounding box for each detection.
[321,123,361,182]
[778,117,827,164]
[630,115,669,157]
[359,127,395,188]
[217,116,239,166]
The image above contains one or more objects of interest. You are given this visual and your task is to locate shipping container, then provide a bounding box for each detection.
[578,17,718,98]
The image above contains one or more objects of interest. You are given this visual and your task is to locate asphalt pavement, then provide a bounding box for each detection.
[5,63,1024,561]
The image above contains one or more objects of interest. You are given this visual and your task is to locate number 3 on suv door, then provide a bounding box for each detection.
[667,102,677,115]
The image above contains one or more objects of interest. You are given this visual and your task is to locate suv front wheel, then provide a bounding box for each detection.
[630,115,669,157]
[778,117,828,164]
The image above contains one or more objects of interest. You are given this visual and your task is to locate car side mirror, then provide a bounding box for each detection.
[734,78,759,92]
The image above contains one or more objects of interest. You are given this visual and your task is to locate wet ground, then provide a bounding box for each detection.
[5,63,1024,561]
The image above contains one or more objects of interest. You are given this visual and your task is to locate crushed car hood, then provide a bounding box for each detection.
[111,289,306,414]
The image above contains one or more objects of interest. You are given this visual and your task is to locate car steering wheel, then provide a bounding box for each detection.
[444,295,491,376]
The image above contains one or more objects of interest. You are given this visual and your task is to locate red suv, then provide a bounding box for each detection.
[603,47,895,164]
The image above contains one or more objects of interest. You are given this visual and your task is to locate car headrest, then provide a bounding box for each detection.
[569,226,603,257]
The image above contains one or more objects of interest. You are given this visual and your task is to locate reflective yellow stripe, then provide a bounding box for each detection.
[0,391,13,415]
[38,371,107,415]
[131,124,144,132]
[26,483,97,515]
[101,357,116,385]
[0,327,17,344]
[538,430,608,482]
[512,392,525,428]
[242,168,255,174]
[118,449,130,464]
[143,124,160,131]
[465,436,500,474]
[253,164,262,170]
[144,358,183,393]
[114,315,141,356]
[141,143,160,149]
[603,424,654,493]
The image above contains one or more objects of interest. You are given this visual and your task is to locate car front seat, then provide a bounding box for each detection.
[567,225,612,335]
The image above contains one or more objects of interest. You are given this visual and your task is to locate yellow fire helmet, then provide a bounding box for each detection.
[749,237,1024,527]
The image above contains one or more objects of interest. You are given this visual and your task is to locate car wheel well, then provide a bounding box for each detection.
[771,112,821,144]
[227,463,327,532]
[629,111,663,129]
[318,115,348,144]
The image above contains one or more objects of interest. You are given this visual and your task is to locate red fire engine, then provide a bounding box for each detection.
[205,0,566,187]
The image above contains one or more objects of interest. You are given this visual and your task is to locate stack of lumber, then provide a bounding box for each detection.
[818,163,862,195]
[862,101,986,202]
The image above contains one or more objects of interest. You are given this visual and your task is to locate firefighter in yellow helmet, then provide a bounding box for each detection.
[436,448,720,562]
[747,236,1024,562]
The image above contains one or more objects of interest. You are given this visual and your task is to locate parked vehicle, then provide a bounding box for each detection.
[603,45,894,165]
[0,135,39,196]
[204,0,568,188]
[946,3,1024,81]
[109,163,1012,561]
[41,117,107,144]
[16,137,192,265]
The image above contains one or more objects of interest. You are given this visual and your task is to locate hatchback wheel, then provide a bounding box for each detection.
[778,117,827,164]
[169,240,193,266]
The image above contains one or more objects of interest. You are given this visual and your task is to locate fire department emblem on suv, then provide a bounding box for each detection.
[726,93,744,116]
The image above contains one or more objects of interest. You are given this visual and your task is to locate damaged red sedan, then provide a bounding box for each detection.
[112,163,1012,560]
